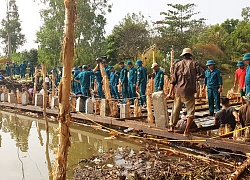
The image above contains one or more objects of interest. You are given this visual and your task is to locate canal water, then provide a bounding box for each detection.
[0,111,141,180]
[0,77,237,180]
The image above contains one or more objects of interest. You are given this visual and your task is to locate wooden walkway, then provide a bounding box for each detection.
[0,102,249,153]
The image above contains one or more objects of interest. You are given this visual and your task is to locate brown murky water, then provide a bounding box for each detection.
[0,77,238,180]
[0,111,141,180]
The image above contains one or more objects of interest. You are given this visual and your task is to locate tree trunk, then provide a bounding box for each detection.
[98,63,114,116]
[33,67,38,104]
[41,62,48,132]
[53,1,76,179]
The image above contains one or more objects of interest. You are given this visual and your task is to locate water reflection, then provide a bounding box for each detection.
[0,111,141,180]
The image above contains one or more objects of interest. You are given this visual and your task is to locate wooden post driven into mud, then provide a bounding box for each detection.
[41,63,48,131]
[53,1,76,180]
[170,49,174,76]
[33,67,38,104]
[99,63,114,116]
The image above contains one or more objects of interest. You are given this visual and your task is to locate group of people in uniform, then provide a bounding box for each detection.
[71,57,165,108]
[5,61,35,78]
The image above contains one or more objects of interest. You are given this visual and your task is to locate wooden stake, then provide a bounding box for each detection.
[41,62,48,132]
[146,79,154,124]
[33,67,38,104]
[134,98,139,117]
[98,63,113,116]
[53,1,76,179]
[170,49,174,76]
[52,70,56,96]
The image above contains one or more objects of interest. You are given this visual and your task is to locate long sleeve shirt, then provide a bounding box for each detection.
[75,70,92,88]
[128,66,137,85]
[154,69,164,92]
[120,67,128,84]
[245,65,250,94]
[170,59,204,97]
[204,68,223,89]
[110,71,119,86]
[137,66,147,86]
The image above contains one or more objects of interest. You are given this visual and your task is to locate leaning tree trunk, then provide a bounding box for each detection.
[53,1,76,180]
[41,62,48,132]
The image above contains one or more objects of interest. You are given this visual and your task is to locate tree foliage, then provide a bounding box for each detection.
[35,0,111,69]
[157,3,206,55]
[0,0,26,55]
[106,12,150,65]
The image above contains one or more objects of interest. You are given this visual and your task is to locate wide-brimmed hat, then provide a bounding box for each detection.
[206,60,216,66]
[135,59,143,66]
[243,93,250,101]
[151,62,158,69]
[180,48,193,56]
[243,53,250,61]
[237,60,244,67]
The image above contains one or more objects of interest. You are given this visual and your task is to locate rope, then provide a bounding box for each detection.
[210,125,250,140]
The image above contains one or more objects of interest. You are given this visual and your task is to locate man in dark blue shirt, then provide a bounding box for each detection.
[126,60,137,104]
[203,60,223,116]
[110,66,120,99]
[136,60,147,106]
[151,63,164,92]
[119,62,128,102]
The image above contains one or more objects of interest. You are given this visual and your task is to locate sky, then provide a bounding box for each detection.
[0,0,249,55]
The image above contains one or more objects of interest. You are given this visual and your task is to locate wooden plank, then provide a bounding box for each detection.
[1,102,250,153]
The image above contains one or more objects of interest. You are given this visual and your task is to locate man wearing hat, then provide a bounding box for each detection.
[239,92,250,128]
[110,66,120,99]
[93,66,105,98]
[119,61,128,101]
[126,60,137,103]
[203,60,223,116]
[28,62,35,78]
[72,66,81,93]
[136,59,147,106]
[168,48,204,136]
[5,62,11,77]
[233,60,246,105]
[151,62,164,92]
[243,53,250,95]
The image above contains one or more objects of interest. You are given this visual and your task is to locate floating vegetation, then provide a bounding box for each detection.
[73,144,249,180]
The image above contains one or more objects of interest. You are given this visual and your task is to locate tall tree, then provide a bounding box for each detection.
[241,6,250,21]
[221,19,239,34]
[0,0,26,56]
[106,12,150,64]
[36,0,111,69]
[157,3,206,54]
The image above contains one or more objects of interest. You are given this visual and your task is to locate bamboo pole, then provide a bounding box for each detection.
[33,67,38,104]
[53,1,76,179]
[41,62,48,132]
